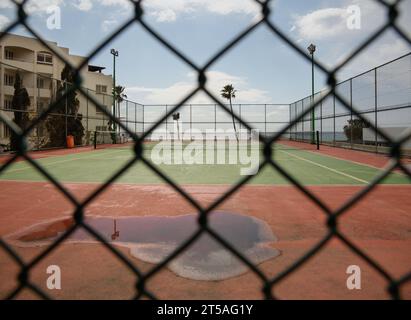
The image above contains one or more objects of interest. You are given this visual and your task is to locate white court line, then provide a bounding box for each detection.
[280,150,369,184]
[3,149,129,173]
[304,149,408,177]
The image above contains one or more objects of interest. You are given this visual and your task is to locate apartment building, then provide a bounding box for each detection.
[0,33,113,149]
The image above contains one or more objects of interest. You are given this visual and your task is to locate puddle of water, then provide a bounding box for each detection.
[6,212,280,281]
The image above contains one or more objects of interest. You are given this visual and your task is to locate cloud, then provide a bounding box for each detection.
[0,15,10,29]
[126,70,272,104]
[0,1,13,9]
[24,0,65,14]
[292,0,385,41]
[70,0,130,9]
[290,0,410,76]
[204,1,260,16]
[0,0,65,15]
[96,0,130,7]
[294,8,350,40]
[73,0,93,11]
[70,0,261,22]
[144,0,261,22]
[101,19,118,32]
[150,8,177,23]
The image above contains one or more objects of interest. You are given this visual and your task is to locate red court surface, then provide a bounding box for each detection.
[0,181,410,299]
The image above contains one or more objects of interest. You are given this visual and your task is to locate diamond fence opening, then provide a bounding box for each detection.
[0,0,410,300]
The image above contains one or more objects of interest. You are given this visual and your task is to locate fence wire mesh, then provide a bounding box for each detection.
[0,0,411,300]
[0,58,288,151]
[289,53,411,156]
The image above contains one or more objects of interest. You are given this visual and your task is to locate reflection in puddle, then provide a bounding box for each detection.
[6,212,280,281]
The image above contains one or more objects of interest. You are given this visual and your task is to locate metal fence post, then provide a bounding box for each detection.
[126,100,128,132]
[86,89,89,135]
[350,78,353,149]
[302,100,304,141]
[65,81,68,142]
[320,96,323,143]
[36,76,40,150]
[102,93,105,130]
[214,104,217,140]
[290,104,292,140]
[375,68,378,153]
[333,94,336,146]
[165,105,168,140]
[142,104,145,136]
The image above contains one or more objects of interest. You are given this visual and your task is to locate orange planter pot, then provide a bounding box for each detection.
[66,135,75,148]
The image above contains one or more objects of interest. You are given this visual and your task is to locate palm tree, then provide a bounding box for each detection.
[221,84,238,141]
[108,85,127,143]
[113,85,127,119]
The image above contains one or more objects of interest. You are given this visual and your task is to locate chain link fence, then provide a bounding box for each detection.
[0,0,410,299]
[289,52,411,156]
[0,59,288,150]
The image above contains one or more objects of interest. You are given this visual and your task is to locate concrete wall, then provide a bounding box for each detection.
[363,127,411,148]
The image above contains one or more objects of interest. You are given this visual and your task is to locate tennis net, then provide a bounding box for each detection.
[92,131,131,149]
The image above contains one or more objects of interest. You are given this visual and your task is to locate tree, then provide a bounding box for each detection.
[108,85,127,143]
[343,119,369,143]
[220,84,238,141]
[113,85,127,124]
[10,72,31,151]
[45,64,85,147]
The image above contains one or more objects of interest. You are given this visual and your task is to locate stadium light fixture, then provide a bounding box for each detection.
[307,44,316,144]
[111,49,119,136]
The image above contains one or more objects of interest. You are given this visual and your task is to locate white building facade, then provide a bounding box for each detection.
[0,33,114,149]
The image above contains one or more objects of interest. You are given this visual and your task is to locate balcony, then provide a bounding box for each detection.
[2,85,14,96]
[3,58,34,72]
[36,63,53,74]
[3,46,35,71]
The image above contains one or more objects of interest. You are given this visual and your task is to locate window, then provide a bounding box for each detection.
[4,74,14,86]
[37,77,45,89]
[96,105,108,114]
[37,52,53,64]
[4,98,13,110]
[3,124,12,138]
[96,126,107,132]
[5,50,14,60]
[96,85,107,94]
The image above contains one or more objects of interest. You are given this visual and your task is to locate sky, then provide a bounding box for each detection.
[0,0,410,108]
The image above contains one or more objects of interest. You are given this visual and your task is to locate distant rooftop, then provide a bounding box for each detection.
[88,65,106,73]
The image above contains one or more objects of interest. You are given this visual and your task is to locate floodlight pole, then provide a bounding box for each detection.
[111,49,119,135]
[308,44,316,144]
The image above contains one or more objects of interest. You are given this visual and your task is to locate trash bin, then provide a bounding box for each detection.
[66,135,75,148]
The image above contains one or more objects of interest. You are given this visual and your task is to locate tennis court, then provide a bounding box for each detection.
[0,140,410,299]
[0,141,409,185]
[1,0,410,302]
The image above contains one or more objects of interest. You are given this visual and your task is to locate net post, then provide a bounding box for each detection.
[94,131,97,149]
[316,130,320,150]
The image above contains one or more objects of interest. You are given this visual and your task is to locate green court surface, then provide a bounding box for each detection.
[0,144,409,185]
